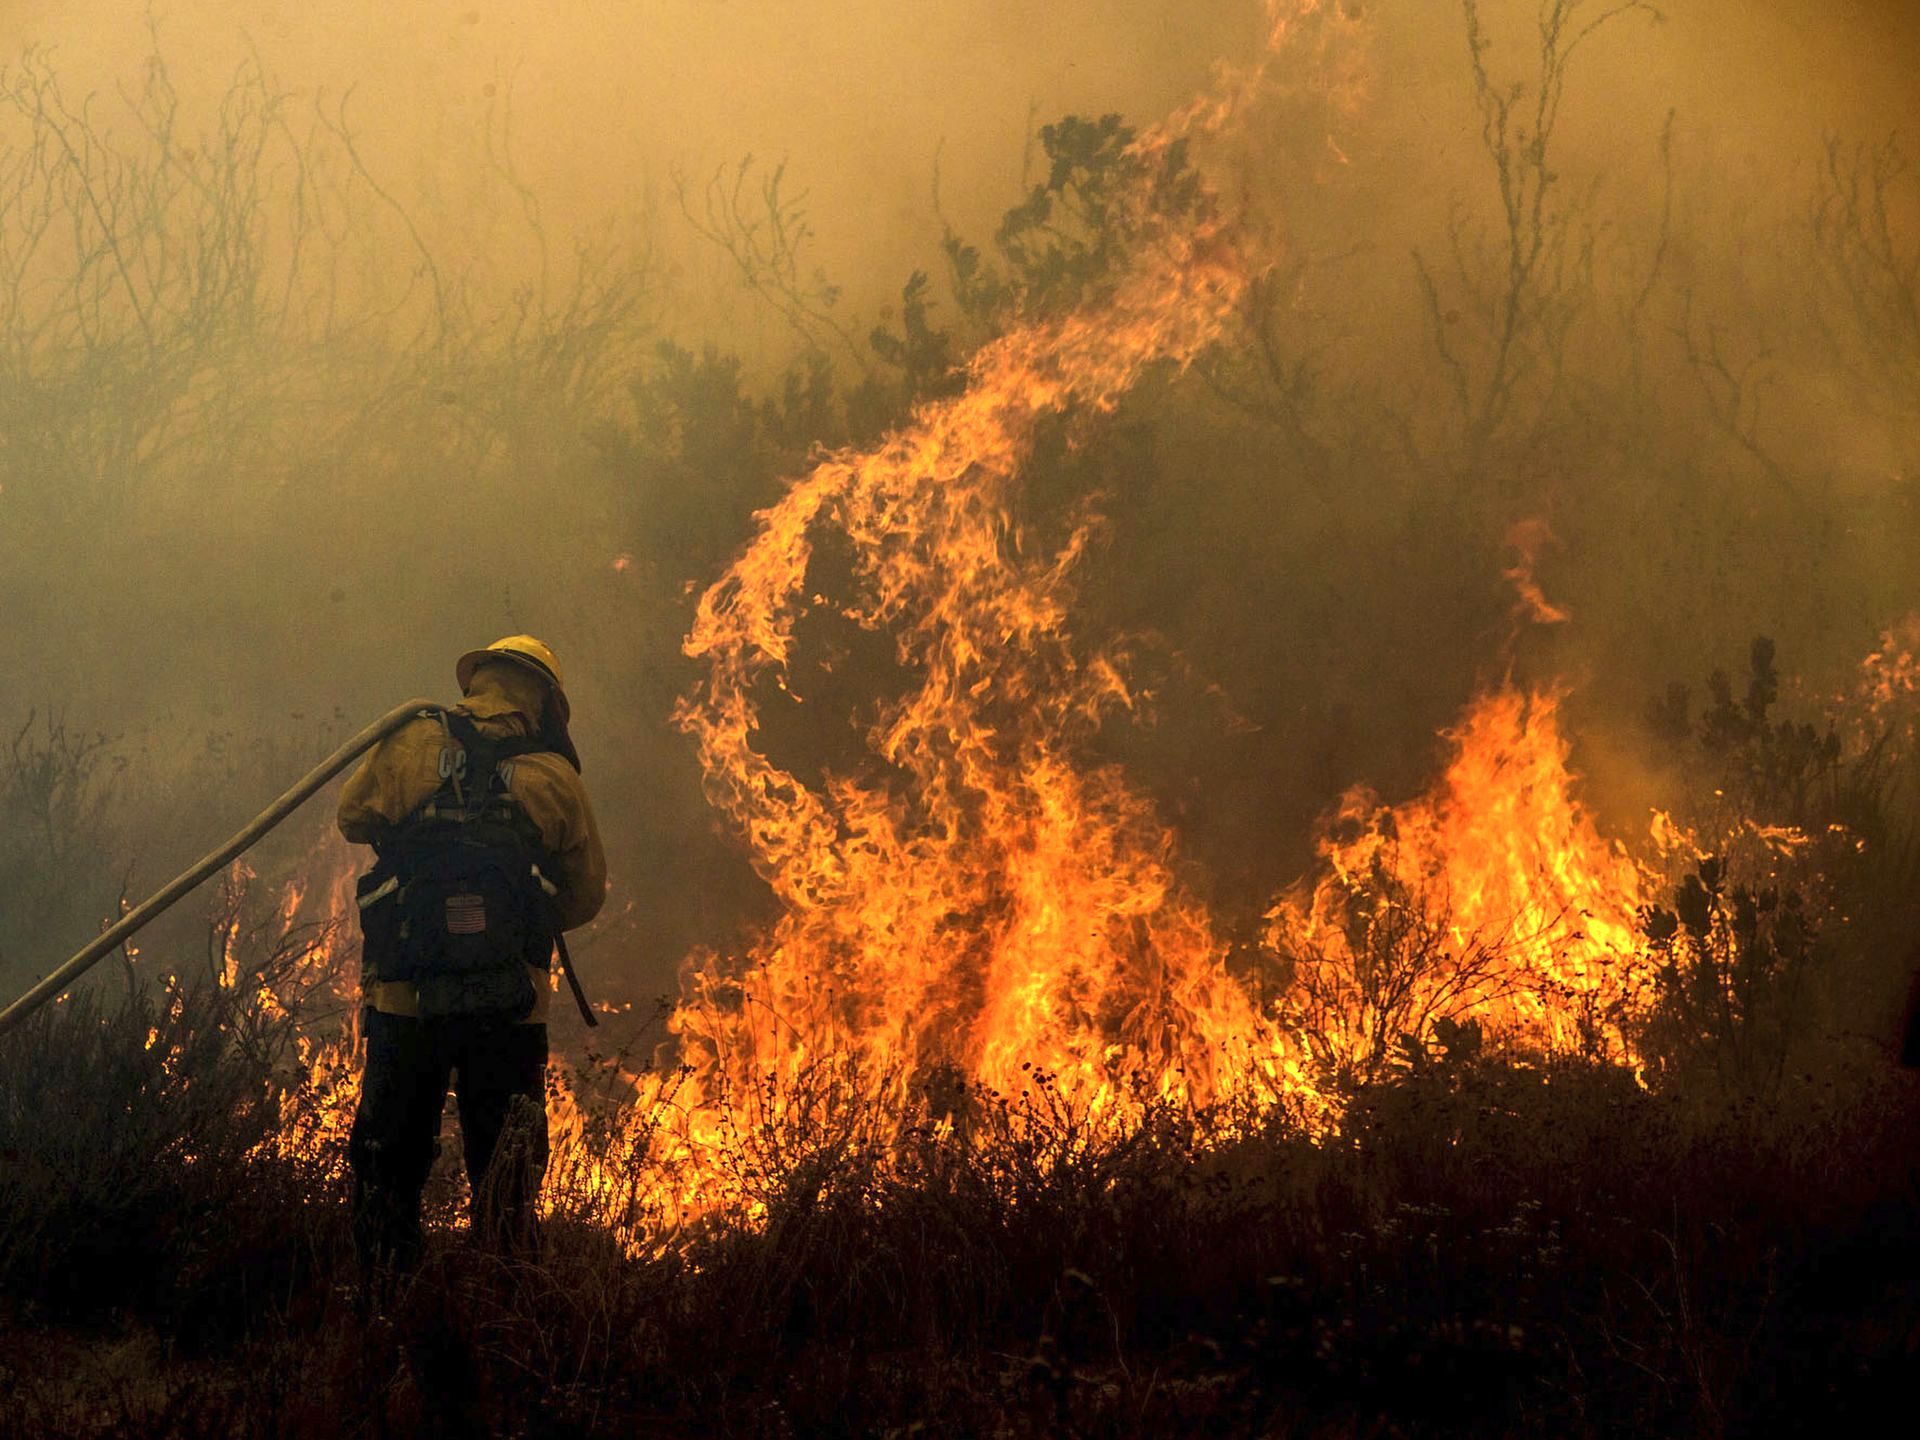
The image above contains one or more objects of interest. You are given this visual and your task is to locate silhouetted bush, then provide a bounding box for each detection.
[5,981,1917,1438]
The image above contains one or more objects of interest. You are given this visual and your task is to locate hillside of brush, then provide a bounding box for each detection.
[4,3,1920,1435]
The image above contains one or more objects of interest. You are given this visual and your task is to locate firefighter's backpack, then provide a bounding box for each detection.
[354,710,557,1020]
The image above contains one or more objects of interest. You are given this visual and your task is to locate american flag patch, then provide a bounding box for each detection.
[445,894,488,935]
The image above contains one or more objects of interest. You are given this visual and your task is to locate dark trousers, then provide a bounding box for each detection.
[348,1009,549,1272]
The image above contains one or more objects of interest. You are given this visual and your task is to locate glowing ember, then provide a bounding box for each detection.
[1858,615,1920,725]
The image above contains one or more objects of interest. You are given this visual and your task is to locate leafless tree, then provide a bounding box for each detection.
[1415,0,1661,473]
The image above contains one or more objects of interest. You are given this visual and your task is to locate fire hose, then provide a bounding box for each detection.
[0,697,597,1039]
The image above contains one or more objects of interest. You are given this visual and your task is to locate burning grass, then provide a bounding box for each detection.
[3,945,1917,1438]
[4,631,1916,1437]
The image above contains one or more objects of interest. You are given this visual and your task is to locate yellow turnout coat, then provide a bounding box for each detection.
[337,665,607,1021]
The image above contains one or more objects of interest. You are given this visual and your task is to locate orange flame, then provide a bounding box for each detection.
[634,3,1370,1219]
[235,838,366,1165]
[1265,688,1658,1085]
[1859,615,1920,730]
[582,0,1702,1227]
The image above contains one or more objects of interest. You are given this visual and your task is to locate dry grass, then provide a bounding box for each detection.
[3,957,1917,1439]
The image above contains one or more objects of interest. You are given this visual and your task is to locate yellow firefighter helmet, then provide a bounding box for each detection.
[455,635,571,724]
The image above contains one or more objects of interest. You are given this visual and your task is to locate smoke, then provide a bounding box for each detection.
[0,2,1255,325]
[1,0,1914,1000]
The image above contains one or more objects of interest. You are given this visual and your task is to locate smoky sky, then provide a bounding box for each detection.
[2,0,1912,696]
[6,2,1911,322]
[0,2,1257,331]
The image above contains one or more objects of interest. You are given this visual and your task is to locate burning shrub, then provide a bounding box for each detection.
[0,972,333,1330]
[0,856,360,1334]
[1269,854,1528,1090]
[1263,686,1658,1102]
[1636,633,1920,1084]
[1637,858,1822,1091]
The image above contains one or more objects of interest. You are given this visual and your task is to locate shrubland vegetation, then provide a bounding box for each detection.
[4,833,1917,1437]
[3,2,1918,1434]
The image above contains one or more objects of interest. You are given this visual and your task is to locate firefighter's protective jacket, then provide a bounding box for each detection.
[337,665,607,1021]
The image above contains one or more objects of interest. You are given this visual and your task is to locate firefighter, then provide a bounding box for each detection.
[338,636,606,1274]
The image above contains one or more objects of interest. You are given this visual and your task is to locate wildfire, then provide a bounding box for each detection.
[536,0,1657,1228]
[1265,688,1659,1086]
[240,1,1878,1249]
[235,841,366,1164]
[1858,615,1920,732]
[632,3,1376,1218]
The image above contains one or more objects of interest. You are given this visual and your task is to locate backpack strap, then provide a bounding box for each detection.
[420,710,543,812]
[375,707,558,847]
